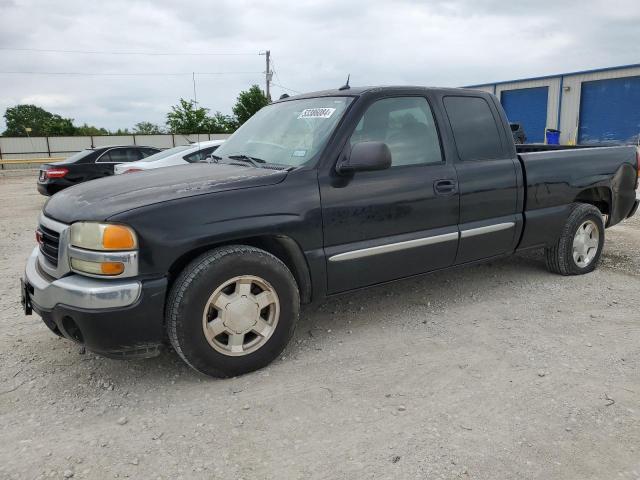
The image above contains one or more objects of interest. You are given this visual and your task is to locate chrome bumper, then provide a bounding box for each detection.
[24,247,141,310]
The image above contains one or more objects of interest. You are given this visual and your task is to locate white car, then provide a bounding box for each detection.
[114,140,225,174]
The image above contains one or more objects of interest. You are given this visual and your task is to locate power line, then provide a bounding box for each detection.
[0,47,259,56]
[0,71,262,76]
[271,82,302,95]
[270,58,301,94]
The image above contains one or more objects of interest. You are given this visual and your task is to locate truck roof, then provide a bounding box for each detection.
[274,86,486,103]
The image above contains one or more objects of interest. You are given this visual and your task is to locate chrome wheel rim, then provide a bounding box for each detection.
[202,275,280,356]
[572,220,599,268]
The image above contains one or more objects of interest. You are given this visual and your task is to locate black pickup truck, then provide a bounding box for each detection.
[22,86,639,377]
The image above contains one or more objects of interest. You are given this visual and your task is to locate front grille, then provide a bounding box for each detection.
[39,224,60,267]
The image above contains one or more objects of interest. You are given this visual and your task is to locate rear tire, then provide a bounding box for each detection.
[167,245,299,378]
[545,203,605,275]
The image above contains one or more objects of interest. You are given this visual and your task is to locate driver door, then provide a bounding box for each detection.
[319,96,460,293]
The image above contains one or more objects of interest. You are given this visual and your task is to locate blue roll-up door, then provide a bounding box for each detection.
[501,87,549,143]
[578,76,640,144]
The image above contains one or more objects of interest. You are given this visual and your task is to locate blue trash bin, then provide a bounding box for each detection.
[545,129,560,145]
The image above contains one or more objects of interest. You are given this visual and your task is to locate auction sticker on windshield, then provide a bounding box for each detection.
[298,108,336,119]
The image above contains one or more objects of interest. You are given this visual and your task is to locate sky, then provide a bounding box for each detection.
[1,0,639,132]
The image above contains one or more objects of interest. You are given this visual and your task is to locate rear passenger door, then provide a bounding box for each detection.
[442,94,521,264]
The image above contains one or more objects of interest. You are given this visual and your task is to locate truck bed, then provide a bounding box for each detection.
[517,145,638,227]
[516,144,608,153]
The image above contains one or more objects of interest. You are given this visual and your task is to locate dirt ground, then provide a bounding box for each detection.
[1,172,639,480]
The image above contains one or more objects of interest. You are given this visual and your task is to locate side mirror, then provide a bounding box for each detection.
[337,141,392,174]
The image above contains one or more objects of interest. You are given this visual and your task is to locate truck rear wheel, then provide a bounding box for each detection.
[167,245,300,377]
[545,203,605,275]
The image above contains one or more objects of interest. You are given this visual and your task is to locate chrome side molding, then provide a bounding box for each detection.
[460,222,515,238]
[329,232,458,262]
[329,221,515,263]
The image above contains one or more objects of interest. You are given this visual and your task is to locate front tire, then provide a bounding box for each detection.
[545,203,605,275]
[167,245,300,377]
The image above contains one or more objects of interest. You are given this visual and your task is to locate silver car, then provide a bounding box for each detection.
[114,140,224,174]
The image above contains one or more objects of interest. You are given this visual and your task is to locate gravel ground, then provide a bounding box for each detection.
[1,172,639,480]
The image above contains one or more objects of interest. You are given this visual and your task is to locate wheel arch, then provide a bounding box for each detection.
[167,235,313,304]
[574,186,611,223]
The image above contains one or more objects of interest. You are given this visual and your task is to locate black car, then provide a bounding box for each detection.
[37,145,161,196]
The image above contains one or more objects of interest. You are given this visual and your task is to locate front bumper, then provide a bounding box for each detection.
[24,248,167,358]
[26,248,141,309]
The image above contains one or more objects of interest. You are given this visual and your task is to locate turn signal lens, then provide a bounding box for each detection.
[70,222,137,251]
[100,262,125,275]
[103,225,136,250]
[70,259,125,276]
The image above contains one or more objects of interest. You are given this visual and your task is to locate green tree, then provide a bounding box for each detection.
[74,123,109,136]
[166,99,210,134]
[232,85,268,126]
[207,111,237,134]
[133,121,164,134]
[111,128,131,135]
[3,104,75,136]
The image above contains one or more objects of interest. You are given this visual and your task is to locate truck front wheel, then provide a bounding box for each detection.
[545,203,605,275]
[166,245,300,377]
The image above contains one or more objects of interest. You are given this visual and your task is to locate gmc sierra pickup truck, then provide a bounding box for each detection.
[21,86,639,378]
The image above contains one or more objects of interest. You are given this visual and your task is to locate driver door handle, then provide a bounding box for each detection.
[434,179,458,196]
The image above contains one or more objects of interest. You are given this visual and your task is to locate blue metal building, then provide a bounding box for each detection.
[466,64,640,145]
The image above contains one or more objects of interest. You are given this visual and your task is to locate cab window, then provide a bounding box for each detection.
[350,97,442,167]
[443,96,504,161]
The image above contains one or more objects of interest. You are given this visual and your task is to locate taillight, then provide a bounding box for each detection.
[123,168,143,174]
[45,167,69,179]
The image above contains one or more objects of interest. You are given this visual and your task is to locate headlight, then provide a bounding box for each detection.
[70,222,137,251]
[68,222,138,278]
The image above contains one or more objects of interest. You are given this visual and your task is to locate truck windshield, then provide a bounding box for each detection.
[214,97,353,167]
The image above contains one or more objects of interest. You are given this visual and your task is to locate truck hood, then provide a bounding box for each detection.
[44,163,288,223]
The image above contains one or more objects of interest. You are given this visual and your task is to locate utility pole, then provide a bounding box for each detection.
[260,50,272,102]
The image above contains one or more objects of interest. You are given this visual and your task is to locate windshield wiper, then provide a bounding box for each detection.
[208,153,291,170]
[227,154,266,166]
[209,154,265,168]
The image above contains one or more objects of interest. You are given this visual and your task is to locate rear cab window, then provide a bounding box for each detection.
[443,96,505,161]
